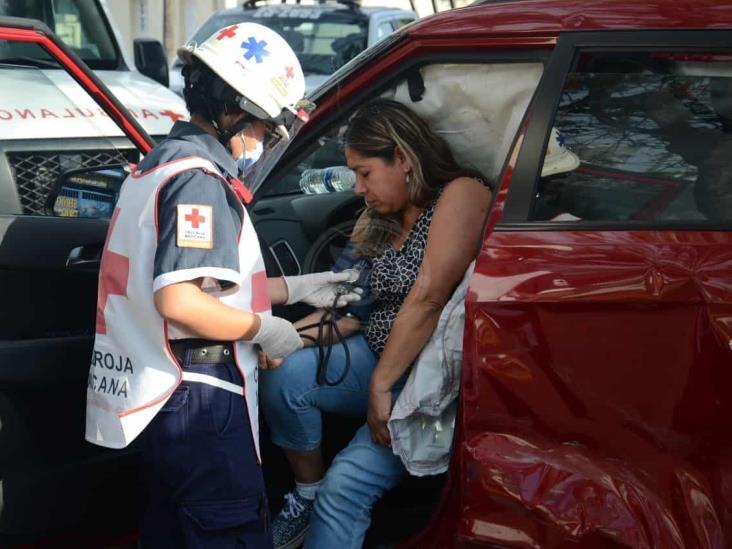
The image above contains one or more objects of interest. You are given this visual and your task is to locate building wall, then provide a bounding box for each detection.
[105,0,238,65]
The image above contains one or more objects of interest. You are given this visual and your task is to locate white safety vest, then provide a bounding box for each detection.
[85,156,268,458]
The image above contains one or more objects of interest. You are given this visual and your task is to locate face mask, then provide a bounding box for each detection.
[232,123,266,176]
[236,139,264,173]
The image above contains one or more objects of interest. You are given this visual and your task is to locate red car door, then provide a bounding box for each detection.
[420,30,732,548]
[0,17,153,547]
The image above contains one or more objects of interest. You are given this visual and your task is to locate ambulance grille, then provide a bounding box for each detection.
[8,149,130,215]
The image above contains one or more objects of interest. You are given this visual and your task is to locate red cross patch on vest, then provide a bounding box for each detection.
[177,204,213,249]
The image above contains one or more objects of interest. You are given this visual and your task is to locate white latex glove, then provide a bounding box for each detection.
[283,270,362,308]
[250,315,303,359]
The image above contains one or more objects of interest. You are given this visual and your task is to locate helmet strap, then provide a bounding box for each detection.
[216,112,258,147]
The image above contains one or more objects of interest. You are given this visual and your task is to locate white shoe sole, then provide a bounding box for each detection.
[275,525,309,549]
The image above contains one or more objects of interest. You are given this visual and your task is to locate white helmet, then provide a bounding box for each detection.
[541,128,580,177]
[178,22,305,121]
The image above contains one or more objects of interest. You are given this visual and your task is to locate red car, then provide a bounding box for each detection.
[2,0,732,547]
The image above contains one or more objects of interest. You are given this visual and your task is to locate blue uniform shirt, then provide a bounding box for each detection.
[140,121,244,289]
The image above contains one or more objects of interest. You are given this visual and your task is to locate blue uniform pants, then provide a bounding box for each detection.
[140,354,272,548]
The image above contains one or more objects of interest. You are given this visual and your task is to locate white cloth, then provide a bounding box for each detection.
[388,261,474,476]
[85,156,269,457]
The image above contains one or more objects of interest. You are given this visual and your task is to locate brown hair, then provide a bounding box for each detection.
[344,98,483,256]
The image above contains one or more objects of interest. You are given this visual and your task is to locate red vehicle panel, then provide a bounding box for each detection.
[408,0,732,37]
[447,229,732,547]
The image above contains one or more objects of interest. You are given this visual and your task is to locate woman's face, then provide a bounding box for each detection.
[346,146,411,215]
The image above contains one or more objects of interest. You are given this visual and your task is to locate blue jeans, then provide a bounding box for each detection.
[260,334,377,450]
[260,334,407,548]
[305,424,406,548]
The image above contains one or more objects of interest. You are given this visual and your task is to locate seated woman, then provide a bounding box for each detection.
[259,98,492,549]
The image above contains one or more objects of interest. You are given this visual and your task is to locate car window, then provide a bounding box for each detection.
[190,9,368,75]
[375,21,394,42]
[0,44,136,217]
[533,50,732,223]
[0,0,118,70]
[260,61,544,198]
[395,17,415,29]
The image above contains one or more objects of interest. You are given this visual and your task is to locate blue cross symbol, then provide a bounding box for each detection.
[241,37,269,64]
[556,130,566,147]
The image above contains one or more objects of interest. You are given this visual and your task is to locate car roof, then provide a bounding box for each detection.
[407,0,732,38]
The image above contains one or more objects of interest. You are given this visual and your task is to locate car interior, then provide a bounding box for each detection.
[251,61,544,277]
[247,60,545,546]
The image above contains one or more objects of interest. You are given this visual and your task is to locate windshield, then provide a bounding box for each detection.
[0,0,118,70]
[187,8,368,75]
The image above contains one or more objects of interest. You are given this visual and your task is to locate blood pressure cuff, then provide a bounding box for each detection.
[332,240,372,322]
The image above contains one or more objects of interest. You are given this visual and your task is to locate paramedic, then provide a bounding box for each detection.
[84,23,358,547]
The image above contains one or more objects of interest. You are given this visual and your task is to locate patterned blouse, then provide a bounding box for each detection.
[364,196,439,356]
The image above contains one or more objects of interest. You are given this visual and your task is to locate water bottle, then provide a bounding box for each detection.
[299,166,357,194]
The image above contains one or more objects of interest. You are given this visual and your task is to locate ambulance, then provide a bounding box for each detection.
[0,0,186,216]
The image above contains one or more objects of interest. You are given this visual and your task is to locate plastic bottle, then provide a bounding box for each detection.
[299,166,357,194]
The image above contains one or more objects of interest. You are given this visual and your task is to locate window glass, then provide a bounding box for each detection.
[0,0,118,69]
[260,124,348,197]
[0,41,136,217]
[190,9,368,75]
[533,51,732,223]
[375,21,394,41]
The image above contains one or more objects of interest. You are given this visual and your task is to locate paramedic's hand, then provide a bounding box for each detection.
[367,386,392,447]
[250,315,303,359]
[283,270,362,308]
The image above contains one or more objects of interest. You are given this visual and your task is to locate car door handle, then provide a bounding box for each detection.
[66,245,102,270]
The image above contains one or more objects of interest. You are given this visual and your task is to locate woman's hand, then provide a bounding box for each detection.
[367,385,393,446]
[257,350,283,370]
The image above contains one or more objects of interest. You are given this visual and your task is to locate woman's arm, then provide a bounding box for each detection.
[294,309,362,347]
[368,177,491,444]
[258,307,362,369]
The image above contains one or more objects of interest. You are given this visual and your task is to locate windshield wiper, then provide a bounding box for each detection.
[0,56,60,69]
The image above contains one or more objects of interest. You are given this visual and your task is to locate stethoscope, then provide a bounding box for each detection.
[295,284,355,387]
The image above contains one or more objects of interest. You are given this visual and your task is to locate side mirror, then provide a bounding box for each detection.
[47,165,129,219]
[133,38,169,87]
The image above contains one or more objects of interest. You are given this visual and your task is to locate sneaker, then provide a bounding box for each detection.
[272,491,314,549]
